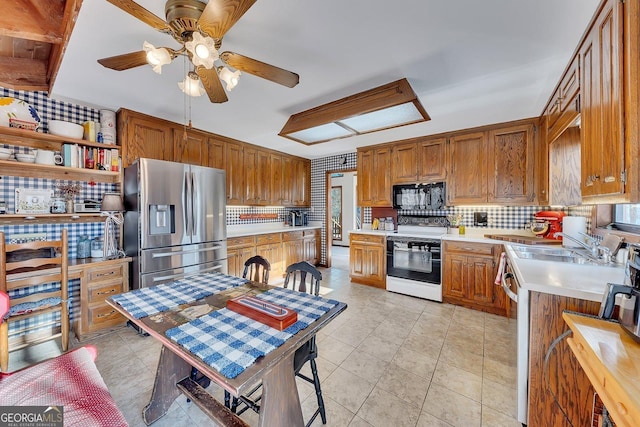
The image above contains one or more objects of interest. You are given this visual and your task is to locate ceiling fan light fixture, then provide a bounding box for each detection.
[185,32,218,69]
[218,66,241,91]
[143,41,172,74]
[179,71,206,97]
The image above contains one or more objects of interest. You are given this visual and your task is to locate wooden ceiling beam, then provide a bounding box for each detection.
[47,0,83,92]
[0,57,48,91]
[0,0,67,44]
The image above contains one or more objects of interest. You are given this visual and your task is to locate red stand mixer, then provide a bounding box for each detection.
[531,211,565,240]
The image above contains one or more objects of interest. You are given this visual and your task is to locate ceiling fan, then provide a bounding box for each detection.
[97,0,300,103]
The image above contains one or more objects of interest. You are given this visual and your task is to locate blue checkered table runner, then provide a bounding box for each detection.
[110,272,248,319]
[165,287,340,379]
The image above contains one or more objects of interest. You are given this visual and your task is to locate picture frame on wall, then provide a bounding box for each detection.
[15,188,54,214]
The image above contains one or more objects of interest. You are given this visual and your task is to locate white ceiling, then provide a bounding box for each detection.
[52,0,600,159]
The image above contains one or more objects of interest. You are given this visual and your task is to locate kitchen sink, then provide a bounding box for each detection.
[511,245,603,265]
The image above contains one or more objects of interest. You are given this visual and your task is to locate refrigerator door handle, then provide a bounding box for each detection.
[151,245,224,258]
[151,265,223,283]
[191,171,197,237]
[184,171,192,236]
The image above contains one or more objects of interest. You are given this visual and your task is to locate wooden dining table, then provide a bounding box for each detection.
[106,279,347,427]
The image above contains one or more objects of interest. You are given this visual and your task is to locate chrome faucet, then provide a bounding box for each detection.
[553,232,609,262]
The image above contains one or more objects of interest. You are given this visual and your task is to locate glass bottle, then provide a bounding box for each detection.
[91,236,104,258]
[76,235,90,259]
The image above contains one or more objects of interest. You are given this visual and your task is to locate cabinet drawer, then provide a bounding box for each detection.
[444,241,495,256]
[350,233,385,245]
[87,264,124,282]
[88,280,124,304]
[227,236,255,248]
[256,233,282,245]
[88,303,124,328]
[303,229,318,237]
[283,231,304,241]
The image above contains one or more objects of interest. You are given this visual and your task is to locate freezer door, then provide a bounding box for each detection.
[140,241,227,276]
[140,260,228,288]
[139,159,191,249]
[191,165,226,244]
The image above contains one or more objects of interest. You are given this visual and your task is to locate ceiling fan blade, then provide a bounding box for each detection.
[105,0,172,33]
[220,52,299,88]
[97,51,149,71]
[196,66,228,103]
[198,0,257,40]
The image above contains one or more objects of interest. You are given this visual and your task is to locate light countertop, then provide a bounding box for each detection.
[504,244,626,302]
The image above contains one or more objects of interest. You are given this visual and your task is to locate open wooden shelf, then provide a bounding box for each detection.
[0,126,118,151]
[0,159,120,183]
[0,213,105,225]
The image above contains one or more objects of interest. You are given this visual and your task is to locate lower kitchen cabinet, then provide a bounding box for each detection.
[349,233,386,289]
[442,241,507,316]
[227,236,256,278]
[527,291,600,427]
[74,258,131,340]
[256,233,283,278]
[227,228,320,282]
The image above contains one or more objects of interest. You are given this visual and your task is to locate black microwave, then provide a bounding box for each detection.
[392,182,446,210]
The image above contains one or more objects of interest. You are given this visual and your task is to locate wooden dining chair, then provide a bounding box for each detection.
[224,255,272,414]
[0,229,70,372]
[283,261,326,426]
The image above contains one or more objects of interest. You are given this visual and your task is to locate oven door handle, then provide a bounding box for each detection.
[501,272,518,302]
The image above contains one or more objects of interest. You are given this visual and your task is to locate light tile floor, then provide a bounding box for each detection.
[8,252,519,427]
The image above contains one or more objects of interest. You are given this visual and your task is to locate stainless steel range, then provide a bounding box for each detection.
[386,215,448,301]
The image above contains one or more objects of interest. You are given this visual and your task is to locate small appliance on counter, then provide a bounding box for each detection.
[286,210,308,226]
[599,243,640,343]
[530,210,566,240]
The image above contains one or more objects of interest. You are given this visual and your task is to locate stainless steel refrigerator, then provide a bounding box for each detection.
[124,158,227,289]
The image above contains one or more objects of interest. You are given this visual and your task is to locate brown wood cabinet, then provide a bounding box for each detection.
[174,128,208,166]
[546,56,581,144]
[206,136,226,170]
[291,157,311,207]
[527,292,600,427]
[283,231,305,270]
[244,146,271,206]
[74,258,130,340]
[349,233,386,289]
[303,229,320,265]
[357,146,392,207]
[255,233,283,279]
[448,122,536,206]
[536,116,550,206]
[391,137,447,184]
[488,123,535,204]
[580,0,624,200]
[442,241,507,316]
[227,236,256,278]
[447,132,488,205]
[117,109,174,167]
[225,140,245,205]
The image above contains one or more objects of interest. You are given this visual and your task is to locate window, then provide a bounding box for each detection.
[612,204,640,233]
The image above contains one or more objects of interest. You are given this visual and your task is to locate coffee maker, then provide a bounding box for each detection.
[599,243,640,343]
[531,211,566,240]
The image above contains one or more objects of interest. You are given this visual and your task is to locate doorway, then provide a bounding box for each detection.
[326,169,356,268]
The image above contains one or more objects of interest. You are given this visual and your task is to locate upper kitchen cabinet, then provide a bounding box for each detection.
[244,146,271,206]
[488,123,535,204]
[545,56,581,145]
[225,139,245,205]
[448,132,488,204]
[580,0,624,201]
[174,128,209,166]
[536,116,550,206]
[448,120,537,205]
[391,137,447,184]
[205,136,226,170]
[117,109,174,167]
[357,145,392,207]
[291,157,311,207]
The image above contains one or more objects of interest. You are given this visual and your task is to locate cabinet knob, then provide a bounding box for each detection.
[576,342,584,352]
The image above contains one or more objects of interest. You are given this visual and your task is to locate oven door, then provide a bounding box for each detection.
[386,236,441,284]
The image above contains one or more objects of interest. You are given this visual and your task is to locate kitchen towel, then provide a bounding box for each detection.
[165,287,340,379]
[111,272,248,319]
[562,216,587,248]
